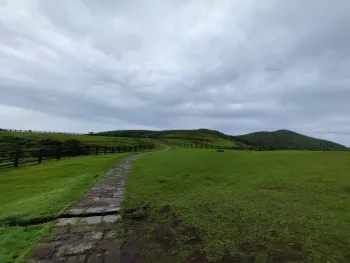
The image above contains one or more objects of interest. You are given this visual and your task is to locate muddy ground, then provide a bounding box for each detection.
[120,206,304,263]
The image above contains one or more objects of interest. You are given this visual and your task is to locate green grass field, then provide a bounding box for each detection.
[123,150,350,263]
[0,130,141,144]
[0,153,131,262]
[95,129,243,147]
[0,130,149,154]
[0,225,52,263]
[159,137,237,147]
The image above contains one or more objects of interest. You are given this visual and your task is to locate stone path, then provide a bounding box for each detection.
[28,153,146,263]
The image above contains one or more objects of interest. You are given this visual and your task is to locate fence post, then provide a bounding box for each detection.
[57,146,61,160]
[118,146,121,153]
[96,146,99,155]
[14,150,20,167]
[38,149,43,164]
[86,146,89,155]
[104,147,107,154]
[74,145,80,156]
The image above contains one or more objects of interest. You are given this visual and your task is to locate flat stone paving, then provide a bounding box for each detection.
[28,153,145,263]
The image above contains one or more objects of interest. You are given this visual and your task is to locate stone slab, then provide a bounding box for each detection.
[56,218,78,226]
[62,208,85,216]
[102,215,121,223]
[84,232,103,240]
[80,216,102,225]
[85,207,106,214]
[57,242,95,257]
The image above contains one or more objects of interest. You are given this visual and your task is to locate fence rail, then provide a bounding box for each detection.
[0,128,84,135]
[0,143,155,169]
[164,140,257,151]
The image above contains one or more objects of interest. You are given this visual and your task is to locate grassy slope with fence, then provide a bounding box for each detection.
[94,128,349,151]
[0,130,155,169]
[0,130,149,152]
[123,149,350,263]
[157,137,238,147]
[0,143,154,169]
[95,129,242,147]
[0,153,132,262]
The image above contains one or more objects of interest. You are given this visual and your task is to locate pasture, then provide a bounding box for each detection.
[0,153,131,262]
[0,130,149,155]
[0,130,138,145]
[123,149,350,262]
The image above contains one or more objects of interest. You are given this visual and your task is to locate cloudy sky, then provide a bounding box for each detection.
[0,0,349,145]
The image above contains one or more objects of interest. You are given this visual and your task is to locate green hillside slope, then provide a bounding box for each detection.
[0,130,146,152]
[95,129,348,151]
[95,129,240,147]
[234,129,348,151]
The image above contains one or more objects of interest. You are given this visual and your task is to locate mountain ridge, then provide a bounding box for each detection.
[233,129,347,151]
[93,128,348,151]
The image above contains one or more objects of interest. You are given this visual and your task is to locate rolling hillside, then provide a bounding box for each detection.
[94,129,241,147]
[96,129,348,151]
[94,129,229,139]
[0,130,148,152]
[2,128,347,152]
[234,129,348,151]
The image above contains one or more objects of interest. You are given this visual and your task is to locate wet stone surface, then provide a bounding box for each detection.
[27,153,146,263]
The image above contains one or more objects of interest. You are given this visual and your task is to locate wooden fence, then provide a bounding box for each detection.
[0,128,84,135]
[164,140,257,151]
[0,143,155,169]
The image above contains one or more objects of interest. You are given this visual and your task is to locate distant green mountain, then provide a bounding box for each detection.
[233,129,348,151]
[94,128,348,151]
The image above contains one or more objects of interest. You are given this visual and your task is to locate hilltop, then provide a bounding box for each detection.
[233,129,348,151]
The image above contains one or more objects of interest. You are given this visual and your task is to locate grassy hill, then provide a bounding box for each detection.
[95,129,241,147]
[234,129,348,151]
[2,128,347,152]
[0,130,148,152]
[95,128,348,151]
[94,129,228,139]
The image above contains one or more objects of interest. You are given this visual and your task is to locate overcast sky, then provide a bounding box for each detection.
[0,0,349,145]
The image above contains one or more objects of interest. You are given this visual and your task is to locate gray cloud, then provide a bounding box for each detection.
[0,0,349,145]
